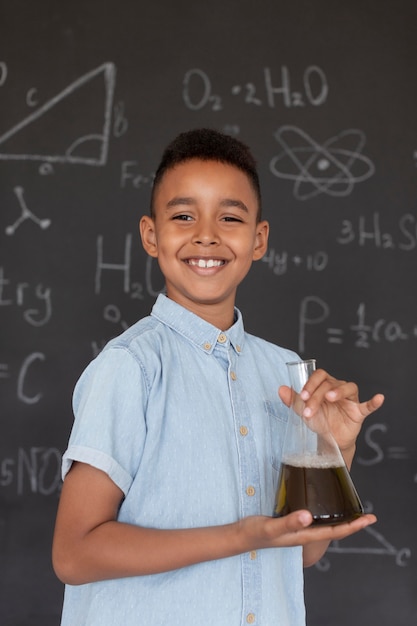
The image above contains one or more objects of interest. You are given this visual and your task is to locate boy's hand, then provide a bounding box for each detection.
[278,369,384,456]
[248,509,376,546]
[239,509,377,566]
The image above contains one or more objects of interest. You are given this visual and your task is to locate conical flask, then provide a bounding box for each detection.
[273,359,364,525]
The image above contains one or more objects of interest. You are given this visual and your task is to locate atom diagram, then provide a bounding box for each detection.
[270,126,375,200]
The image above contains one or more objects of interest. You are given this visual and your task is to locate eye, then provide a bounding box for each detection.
[172,214,193,221]
[222,215,244,223]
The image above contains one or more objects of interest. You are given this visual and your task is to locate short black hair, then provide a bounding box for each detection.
[150,128,262,220]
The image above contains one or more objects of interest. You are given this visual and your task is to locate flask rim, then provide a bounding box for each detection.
[286,359,316,368]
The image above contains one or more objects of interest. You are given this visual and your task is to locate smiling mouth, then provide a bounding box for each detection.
[186,258,226,268]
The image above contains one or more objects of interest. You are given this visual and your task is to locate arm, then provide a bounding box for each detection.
[279,370,384,567]
[52,460,377,585]
[52,460,245,584]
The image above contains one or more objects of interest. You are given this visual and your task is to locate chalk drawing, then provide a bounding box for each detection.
[5,186,51,235]
[316,524,411,571]
[270,126,375,200]
[0,63,116,166]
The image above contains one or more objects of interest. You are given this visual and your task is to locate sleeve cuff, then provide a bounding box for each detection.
[62,445,133,496]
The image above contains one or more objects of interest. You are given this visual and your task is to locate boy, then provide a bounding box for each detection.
[53,128,384,625]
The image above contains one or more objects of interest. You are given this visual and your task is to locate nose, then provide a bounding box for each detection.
[191,217,220,246]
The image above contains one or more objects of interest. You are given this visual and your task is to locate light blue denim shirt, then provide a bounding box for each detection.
[60,294,305,626]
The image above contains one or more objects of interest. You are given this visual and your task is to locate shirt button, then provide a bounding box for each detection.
[236,344,242,352]
[239,425,248,436]
[218,333,227,343]
[203,342,211,350]
[246,613,256,624]
[246,486,256,497]
[250,550,257,560]
[230,371,237,381]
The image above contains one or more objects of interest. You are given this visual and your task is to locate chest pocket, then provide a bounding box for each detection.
[265,400,288,471]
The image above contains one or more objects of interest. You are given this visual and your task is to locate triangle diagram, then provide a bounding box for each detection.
[327,524,408,560]
[0,63,116,166]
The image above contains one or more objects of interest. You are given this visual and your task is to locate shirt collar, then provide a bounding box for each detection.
[151,294,245,355]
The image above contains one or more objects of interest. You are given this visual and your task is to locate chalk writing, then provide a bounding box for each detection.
[5,186,51,235]
[357,423,410,466]
[337,212,417,251]
[103,304,130,330]
[0,363,9,379]
[26,87,39,107]
[0,267,52,327]
[262,249,328,275]
[0,61,7,87]
[0,353,45,403]
[145,256,165,298]
[91,340,107,358]
[0,447,61,495]
[222,124,240,136]
[270,126,375,200]
[91,254,164,357]
[120,161,154,189]
[39,162,54,176]
[182,66,328,112]
[95,234,132,295]
[95,234,162,298]
[298,296,416,353]
[17,352,45,404]
[0,63,116,165]
[91,304,134,357]
[113,100,128,138]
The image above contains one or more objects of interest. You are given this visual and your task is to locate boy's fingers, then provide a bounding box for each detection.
[359,393,385,417]
[271,512,377,544]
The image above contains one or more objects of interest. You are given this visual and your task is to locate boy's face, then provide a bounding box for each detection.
[140,159,269,327]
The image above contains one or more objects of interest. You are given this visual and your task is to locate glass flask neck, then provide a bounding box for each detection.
[286,359,316,393]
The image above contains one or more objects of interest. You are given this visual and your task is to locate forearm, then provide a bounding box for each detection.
[53,519,247,585]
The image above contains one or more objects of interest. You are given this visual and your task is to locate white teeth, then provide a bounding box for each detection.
[189,259,223,268]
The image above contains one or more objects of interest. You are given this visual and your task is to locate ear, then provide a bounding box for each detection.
[139,215,158,258]
[252,220,269,261]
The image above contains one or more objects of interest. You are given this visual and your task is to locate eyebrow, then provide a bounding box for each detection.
[220,198,249,212]
[166,197,195,208]
[166,197,249,212]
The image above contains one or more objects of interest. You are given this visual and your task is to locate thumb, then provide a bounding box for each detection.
[278,385,292,407]
[282,510,313,532]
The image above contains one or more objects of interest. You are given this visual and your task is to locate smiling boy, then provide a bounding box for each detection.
[140,155,268,329]
[53,128,384,626]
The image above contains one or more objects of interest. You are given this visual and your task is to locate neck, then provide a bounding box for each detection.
[166,296,236,330]
[192,303,235,331]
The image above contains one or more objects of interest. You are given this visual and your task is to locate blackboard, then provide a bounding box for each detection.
[1,1,416,624]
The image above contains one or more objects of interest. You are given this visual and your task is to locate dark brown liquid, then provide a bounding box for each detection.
[273,460,364,525]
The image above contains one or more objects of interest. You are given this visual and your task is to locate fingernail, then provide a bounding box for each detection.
[303,407,312,418]
[299,511,312,526]
[300,390,310,400]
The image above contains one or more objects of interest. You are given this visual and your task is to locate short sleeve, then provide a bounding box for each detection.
[62,346,148,495]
